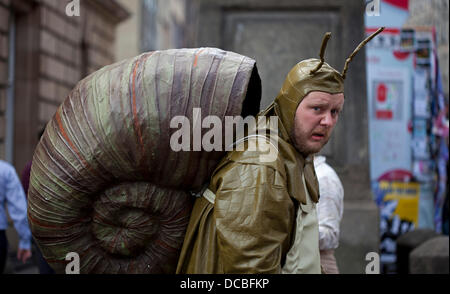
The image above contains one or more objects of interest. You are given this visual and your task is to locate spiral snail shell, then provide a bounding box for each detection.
[27,48,261,273]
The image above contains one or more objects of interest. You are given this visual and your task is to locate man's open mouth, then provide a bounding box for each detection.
[311,133,325,140]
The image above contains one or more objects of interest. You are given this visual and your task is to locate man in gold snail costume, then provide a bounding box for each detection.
[176,28,384,274]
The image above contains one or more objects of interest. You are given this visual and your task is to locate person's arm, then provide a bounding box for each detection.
[5,167,32,262]
[317,173,343,250]
[213,162,295,273]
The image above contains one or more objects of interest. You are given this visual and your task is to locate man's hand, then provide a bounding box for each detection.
[17,248,32,263]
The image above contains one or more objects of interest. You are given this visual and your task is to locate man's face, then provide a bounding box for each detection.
[292,91,345,156]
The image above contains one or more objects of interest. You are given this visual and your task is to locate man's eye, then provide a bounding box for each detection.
[313,107,321,111]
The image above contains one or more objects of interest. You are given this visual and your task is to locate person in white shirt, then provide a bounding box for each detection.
[314,155,344,274]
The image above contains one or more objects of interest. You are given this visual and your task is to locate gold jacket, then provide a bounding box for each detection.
[176,136,320,273]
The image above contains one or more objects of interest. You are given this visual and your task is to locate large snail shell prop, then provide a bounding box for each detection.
[27,48,261,273]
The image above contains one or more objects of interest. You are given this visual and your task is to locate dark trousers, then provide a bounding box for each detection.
[0,230,7,274]
[33,238,55,274]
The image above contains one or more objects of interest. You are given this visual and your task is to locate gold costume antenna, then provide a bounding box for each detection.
[341,27,385,79]
[310,32,332,75]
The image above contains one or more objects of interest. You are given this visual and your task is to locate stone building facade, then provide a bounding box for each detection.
[0,0,128,174]
[0,0,128,257]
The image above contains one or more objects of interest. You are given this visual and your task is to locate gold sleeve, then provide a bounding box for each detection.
[211,161,295,273]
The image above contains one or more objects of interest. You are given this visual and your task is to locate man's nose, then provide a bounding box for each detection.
[320,112,333,126]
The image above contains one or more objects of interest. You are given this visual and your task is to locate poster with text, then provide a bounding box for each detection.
[368,67,412,181]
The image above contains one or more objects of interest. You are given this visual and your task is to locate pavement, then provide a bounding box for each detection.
[3,247,40,274]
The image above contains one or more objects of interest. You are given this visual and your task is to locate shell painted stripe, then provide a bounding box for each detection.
[132,52,154,168]
[193,48,205,67]
[28,210,90,229]
[155,238,177,252]
[153,52,176,183]
[55,110,95,175]
[81,67,126,180]
[161,202,191,224]
[132,56,144,159]
[140,53,160,168]
[183,51,224,187]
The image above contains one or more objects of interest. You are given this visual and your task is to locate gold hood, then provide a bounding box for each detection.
[271,58,344,142]
[260,28,384,143]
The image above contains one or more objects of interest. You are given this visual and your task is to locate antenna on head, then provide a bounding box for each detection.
[341,27,385,79]
[310,32,332,75]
